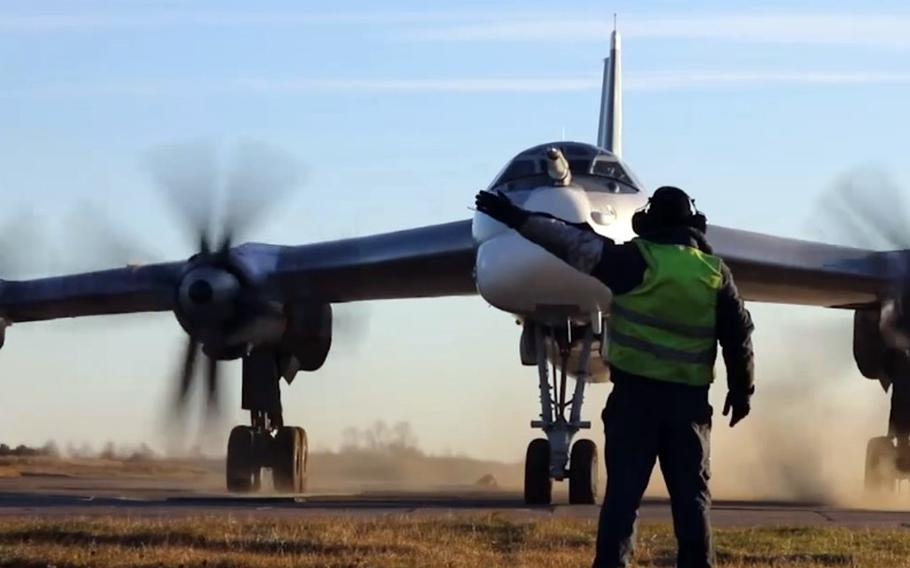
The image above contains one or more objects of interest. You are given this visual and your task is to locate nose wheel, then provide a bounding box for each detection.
[524,437,599,505]
[524,439,552,505]
[568,438,599,504]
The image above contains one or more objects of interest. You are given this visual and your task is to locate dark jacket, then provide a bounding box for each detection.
[516,215,755,397]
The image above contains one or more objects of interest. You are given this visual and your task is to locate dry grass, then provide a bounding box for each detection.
[0,515,906,567]
[0,456,208,480]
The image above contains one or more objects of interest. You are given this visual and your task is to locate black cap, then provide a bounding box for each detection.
[648,186,694,225]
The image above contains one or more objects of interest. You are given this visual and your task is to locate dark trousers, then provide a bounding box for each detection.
[593,376,714,568]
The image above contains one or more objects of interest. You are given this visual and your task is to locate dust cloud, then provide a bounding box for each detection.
[690,312,891,506]
[308,310,893,503]
[306,421,523,493]
[9,310,898,505]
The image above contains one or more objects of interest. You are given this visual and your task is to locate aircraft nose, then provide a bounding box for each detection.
[522,186,592,224]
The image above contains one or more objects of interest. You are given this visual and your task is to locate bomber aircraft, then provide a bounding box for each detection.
[0,28,907,504]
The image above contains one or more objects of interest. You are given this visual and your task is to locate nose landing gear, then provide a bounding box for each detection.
[524,323,600,505]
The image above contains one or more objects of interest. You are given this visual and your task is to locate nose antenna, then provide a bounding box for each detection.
[545,147,572,186]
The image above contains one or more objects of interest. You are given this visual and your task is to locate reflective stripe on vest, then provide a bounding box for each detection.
[608,238,723,386]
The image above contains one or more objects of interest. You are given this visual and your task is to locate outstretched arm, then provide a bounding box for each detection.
[517,215,607,274]
[474,191,645,292]
[475,190,609,272]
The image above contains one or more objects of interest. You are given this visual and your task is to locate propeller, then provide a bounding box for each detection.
[145,141,303,421]
[0,209,54,279]
[4,140,370,433]
[810,166,910,348]
[811,167,910,252]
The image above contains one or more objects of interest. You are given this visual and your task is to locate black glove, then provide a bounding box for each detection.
[474,191,528,229]
[722,390,751,428]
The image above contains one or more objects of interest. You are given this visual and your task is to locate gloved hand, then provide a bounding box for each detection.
[722,390,751,428]
[474,191,528,229]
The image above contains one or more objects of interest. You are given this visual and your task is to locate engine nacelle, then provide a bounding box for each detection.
[879,291,910,350]
[279,302,333,379]
[854,309,888,380]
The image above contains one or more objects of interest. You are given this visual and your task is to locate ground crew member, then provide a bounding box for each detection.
[475,186,755,568]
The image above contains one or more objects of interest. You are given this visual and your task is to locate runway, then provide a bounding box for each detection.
[1,475,908,527]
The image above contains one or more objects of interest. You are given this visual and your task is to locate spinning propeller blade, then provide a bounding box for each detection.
[146,141,304,423]
[811,167,910,253]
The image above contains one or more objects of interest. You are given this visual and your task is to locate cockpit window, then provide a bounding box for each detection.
[497,160,539,185]
[591,158,637,187]
[489,142,642,193]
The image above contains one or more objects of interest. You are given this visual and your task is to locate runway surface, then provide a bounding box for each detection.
[1,475,909,527]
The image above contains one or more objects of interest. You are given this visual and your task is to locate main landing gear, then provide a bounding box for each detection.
[865,364,910,495]
[225,349,308,493]
[864,436,904,494]
[524,323,599,505]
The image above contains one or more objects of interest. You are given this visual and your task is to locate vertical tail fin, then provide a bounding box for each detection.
[596,23,622,157]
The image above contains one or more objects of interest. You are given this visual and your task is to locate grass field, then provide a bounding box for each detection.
[0,515,907,567]
[0,455,209,480]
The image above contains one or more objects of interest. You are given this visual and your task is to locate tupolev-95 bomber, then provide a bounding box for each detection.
[1,27,908,504]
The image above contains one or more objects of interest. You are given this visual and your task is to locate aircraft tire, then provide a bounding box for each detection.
[524,438,552,505]
[226,425,259,493]
[274,426,308,493]
[865,436,897,494]
[568,439,599,505]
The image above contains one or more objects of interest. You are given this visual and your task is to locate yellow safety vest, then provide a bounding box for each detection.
[609,238,723,386]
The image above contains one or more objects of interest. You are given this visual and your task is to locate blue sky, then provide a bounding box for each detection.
[0,1,903,460]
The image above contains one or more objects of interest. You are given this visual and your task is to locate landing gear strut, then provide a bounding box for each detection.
[525,323,599,505]
[225,349,308,494]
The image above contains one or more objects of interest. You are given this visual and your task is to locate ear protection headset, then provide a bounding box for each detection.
[631,186,707,236]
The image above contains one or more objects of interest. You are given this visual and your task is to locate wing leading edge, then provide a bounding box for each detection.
[708,225,890,308]
[0,262,183,323]
[268,220,893,308]
[0,221,478,324]
[0,219,896,325]
[267,220,477,303]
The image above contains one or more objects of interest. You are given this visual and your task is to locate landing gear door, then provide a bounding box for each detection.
[519,320,536,366]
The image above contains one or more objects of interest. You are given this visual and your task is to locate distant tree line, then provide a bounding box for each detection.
[340,421,422,457]
[0,441,59,457]
[0,441,158,461]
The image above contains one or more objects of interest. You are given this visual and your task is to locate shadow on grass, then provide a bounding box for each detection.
[0,528,411,557]
[642,552,854,566]
[718,552,854,566]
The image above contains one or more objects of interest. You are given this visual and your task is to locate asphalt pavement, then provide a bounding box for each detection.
[0,475,908,526]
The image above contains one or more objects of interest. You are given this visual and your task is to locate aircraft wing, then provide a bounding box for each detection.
[265,220,476,302]
[708,225,891,308]
[267,220,893,308]
[0,220,477,324]
[0,218,896,325]
[0,262,184,323]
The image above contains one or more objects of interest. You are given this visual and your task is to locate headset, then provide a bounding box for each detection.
[631,186,707,236]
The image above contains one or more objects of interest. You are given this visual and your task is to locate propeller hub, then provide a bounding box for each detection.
[177,265,241,330]
[188,279,214,304]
